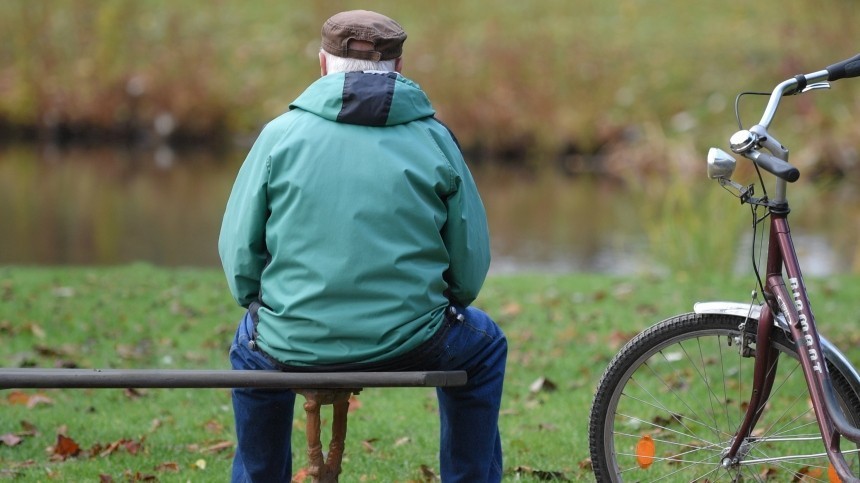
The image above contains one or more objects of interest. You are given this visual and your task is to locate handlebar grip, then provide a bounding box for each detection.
[748,150,800,182]
[826,53,860,81]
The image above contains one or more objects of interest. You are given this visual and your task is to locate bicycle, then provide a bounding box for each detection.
[588,53,860,482]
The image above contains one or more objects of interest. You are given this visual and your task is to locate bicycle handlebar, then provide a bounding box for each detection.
[826,53,860,81]
[741,53,860,183]
[748,150,800,182]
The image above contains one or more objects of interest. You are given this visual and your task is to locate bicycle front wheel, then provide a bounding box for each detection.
[589,312,860,482]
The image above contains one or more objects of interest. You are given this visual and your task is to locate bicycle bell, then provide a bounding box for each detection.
[729,129,758,154]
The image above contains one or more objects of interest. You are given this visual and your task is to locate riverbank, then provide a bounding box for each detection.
[2,1,859,175]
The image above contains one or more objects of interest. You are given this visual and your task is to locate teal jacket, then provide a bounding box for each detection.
[218,71,490,366]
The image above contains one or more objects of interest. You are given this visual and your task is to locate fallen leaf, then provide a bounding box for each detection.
[99,474,114,483]
[201,440,233,453]
[98,438,144,457]
[394,436,411,447]
[194,458,207,470]
[0,433,22,446]
[123,470,157,481]
[759,467,779,479]
[529,376,558,393]
[348,395,362,413]
[155,462,180,472]
[203,419,224,433]
[25,393,54,409]
[792,465,823,481]
[123,438,144,455]
[20,420,38,435]
[50,434,81,460]
[292,467,311,482]
[7,391,30,405]
[124,388,146,399]
[361,439,376,453]
[8,391,54,408]
[513,465,570,481]
[420,464,439,482]
[28,323,46,339]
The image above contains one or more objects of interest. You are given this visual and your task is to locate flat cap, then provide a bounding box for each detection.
[321,10,406,61]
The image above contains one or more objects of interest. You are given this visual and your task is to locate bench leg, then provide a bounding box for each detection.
[297,389,358,483]
[325,398,349,478]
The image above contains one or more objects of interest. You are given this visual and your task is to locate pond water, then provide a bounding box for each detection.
[1,144,859,276]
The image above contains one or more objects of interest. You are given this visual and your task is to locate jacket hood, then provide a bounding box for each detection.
[289,71,436,127]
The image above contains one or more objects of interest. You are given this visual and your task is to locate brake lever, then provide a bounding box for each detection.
[800,82,831,94]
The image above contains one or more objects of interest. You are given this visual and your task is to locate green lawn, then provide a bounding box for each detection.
[2,265,860,481]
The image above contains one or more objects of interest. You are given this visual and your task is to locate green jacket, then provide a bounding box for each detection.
[218,71,490,366]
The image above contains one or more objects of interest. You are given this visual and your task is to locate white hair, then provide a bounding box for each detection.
[322,50,397,74]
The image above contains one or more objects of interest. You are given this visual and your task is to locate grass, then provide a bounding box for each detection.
[3,266,860,480]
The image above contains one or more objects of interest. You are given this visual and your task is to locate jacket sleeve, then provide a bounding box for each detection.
[440,141,491,307]
[218,134,272,308]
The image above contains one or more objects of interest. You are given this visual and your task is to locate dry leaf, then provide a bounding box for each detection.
[98,438,144,457]
[292,467,311,482]
[155,462,180,472]
[394,436,411,447]
[123,388,146,399]
[513,465,570,481]
[529,376,558,393]
[28,323,46,339]
[7,391,30,405]
[20,420,38,434]
[51,434,81,460]
[122,470,157,481]
[361,439,376,453]
[420,464,439,482]
[348,395,362,413]
[0,433,22,446]
[203,419,224,433]
[25,394,54,409]
[201,440,233,453]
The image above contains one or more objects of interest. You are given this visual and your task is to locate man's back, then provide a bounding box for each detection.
[219,71,489,366]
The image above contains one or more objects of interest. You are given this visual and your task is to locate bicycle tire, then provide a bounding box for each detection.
[589,312,860,482]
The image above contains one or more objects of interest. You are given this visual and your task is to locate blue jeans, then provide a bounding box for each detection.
[229,306,506,482]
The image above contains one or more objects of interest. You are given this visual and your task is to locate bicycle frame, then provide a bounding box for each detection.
[696,207,860,479]
[737,205,860,479]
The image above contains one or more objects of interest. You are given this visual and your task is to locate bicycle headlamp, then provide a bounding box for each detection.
[707,147,737,179]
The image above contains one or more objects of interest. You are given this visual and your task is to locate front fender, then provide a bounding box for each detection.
[694,301,860,397]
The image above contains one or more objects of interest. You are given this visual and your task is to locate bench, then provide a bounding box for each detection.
[0,368,467,482]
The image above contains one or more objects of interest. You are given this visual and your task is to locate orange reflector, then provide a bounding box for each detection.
[829,463,842,483]
[635,434,656,469]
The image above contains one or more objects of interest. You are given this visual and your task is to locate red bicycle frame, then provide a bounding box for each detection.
[724,206,860,480]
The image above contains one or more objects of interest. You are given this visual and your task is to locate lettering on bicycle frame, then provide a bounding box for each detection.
[790,277,823,373]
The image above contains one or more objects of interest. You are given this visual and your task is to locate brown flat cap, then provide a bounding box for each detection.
[321,10,406,61]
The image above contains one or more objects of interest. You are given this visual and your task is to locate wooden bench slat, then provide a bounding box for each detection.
[0,368,467,390]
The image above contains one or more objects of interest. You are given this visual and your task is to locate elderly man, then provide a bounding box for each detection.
[219,10,506,482]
